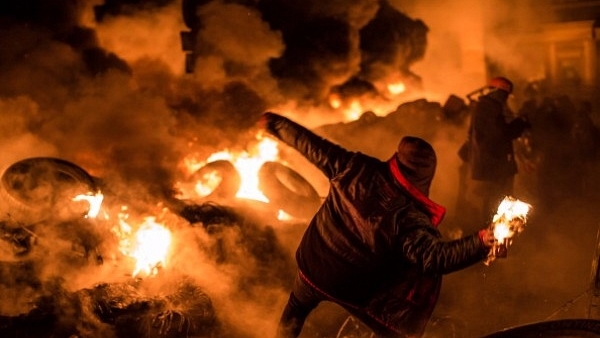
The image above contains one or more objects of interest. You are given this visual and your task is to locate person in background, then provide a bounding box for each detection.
[258,111,498,338]
[465,77,530,225]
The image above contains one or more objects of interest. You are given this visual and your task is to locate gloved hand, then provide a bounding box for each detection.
[478,228,495,248]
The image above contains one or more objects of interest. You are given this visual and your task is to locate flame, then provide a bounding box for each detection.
[387,81,406,95]
[180,133,280,203]
[343,100,363,121]
[491,196,532,243]
[193,170,222,197]
[234,136,278,201]
[485,196,531,265]
[113,210,172,278]
[328,93,342,109]
[73,191,104,218]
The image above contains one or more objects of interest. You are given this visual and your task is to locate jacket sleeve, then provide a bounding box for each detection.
[472,98,504,151]
[262,112,354,179]
[507,116,530,139]
[400,225,490,275]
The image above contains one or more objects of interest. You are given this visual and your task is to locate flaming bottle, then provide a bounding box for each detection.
[485,196,532,265]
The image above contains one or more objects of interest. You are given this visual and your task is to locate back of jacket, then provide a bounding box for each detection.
[263,112,488,335]
[469,95,521,180]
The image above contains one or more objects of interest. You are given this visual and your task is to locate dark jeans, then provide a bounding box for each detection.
[276,272,403,338]
[276,272,324,338]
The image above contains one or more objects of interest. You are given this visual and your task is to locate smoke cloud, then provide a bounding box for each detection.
[0,0,599,337]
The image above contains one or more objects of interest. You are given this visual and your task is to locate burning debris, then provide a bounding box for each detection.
[0,153,300,337]
[0,277,218,338]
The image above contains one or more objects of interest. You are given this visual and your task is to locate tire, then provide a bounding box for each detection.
[258,161,321,218]
[189,160,241,202]
[0,157,97,225]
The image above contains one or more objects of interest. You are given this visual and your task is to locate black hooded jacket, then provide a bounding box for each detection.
[469,93,529,181]
[264,112,489,336]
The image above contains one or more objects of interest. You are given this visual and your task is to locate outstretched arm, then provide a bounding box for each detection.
[400,225,494,275]
[259,112,355,179]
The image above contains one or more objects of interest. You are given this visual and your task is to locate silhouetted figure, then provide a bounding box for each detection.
[259,112,498,338]
[522,95,599,209]
[463,77,530,225]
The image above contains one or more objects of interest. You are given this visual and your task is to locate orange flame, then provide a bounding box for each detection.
[485,196,531,265]
[73,191,104,218]
[387,81,406,95]
[491,196,531,243]
[343,100,363,121]
[181,134,280,203]
[113,209,172,278]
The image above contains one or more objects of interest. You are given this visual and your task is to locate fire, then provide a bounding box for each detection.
[492,196,531,242]
[343,100,364,121]
[181,133,280,203]
[328,93,342,109]
[485,196,532,265]
[73,191,104,218]
[73,192,173,277]
[387,81,406,95]
[114,212,172,278]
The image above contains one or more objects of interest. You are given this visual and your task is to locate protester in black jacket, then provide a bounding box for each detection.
[467,77,530,225]
[259,112,496,338]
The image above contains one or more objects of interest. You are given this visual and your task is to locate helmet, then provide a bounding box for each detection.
[489,76,513,93]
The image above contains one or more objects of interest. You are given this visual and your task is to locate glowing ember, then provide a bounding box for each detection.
[73,191,104,218]
[114,211,172,278]
[485,196,532,265]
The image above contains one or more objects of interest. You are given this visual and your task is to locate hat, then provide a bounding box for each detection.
[489,76,513,94]
[396,136,437,196]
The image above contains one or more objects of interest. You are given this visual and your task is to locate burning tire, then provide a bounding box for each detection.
[189,160,241,202]
[0,157,98,225]
[258,161,321,218]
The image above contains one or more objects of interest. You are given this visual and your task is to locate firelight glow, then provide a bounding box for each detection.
[113,211,172,278]
[73,191,104,218]
[344,100,364,121]
[129,217,172,277]
[182,133,280,203]
[485,196,532,265]
[387,81,406,95]
[492,196,532,243]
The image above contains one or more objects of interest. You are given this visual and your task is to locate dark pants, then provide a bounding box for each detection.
[276,272,404,338]
[276,272,324,338]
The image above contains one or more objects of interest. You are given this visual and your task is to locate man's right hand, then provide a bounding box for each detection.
[478,228,496,248]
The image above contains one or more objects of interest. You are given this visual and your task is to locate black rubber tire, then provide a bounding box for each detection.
[189,160,241,202]
[258,161,321,218]
[481,319,600,337]
[0,157,97,224]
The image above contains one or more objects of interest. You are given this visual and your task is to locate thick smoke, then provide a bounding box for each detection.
[0,0,599,337]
